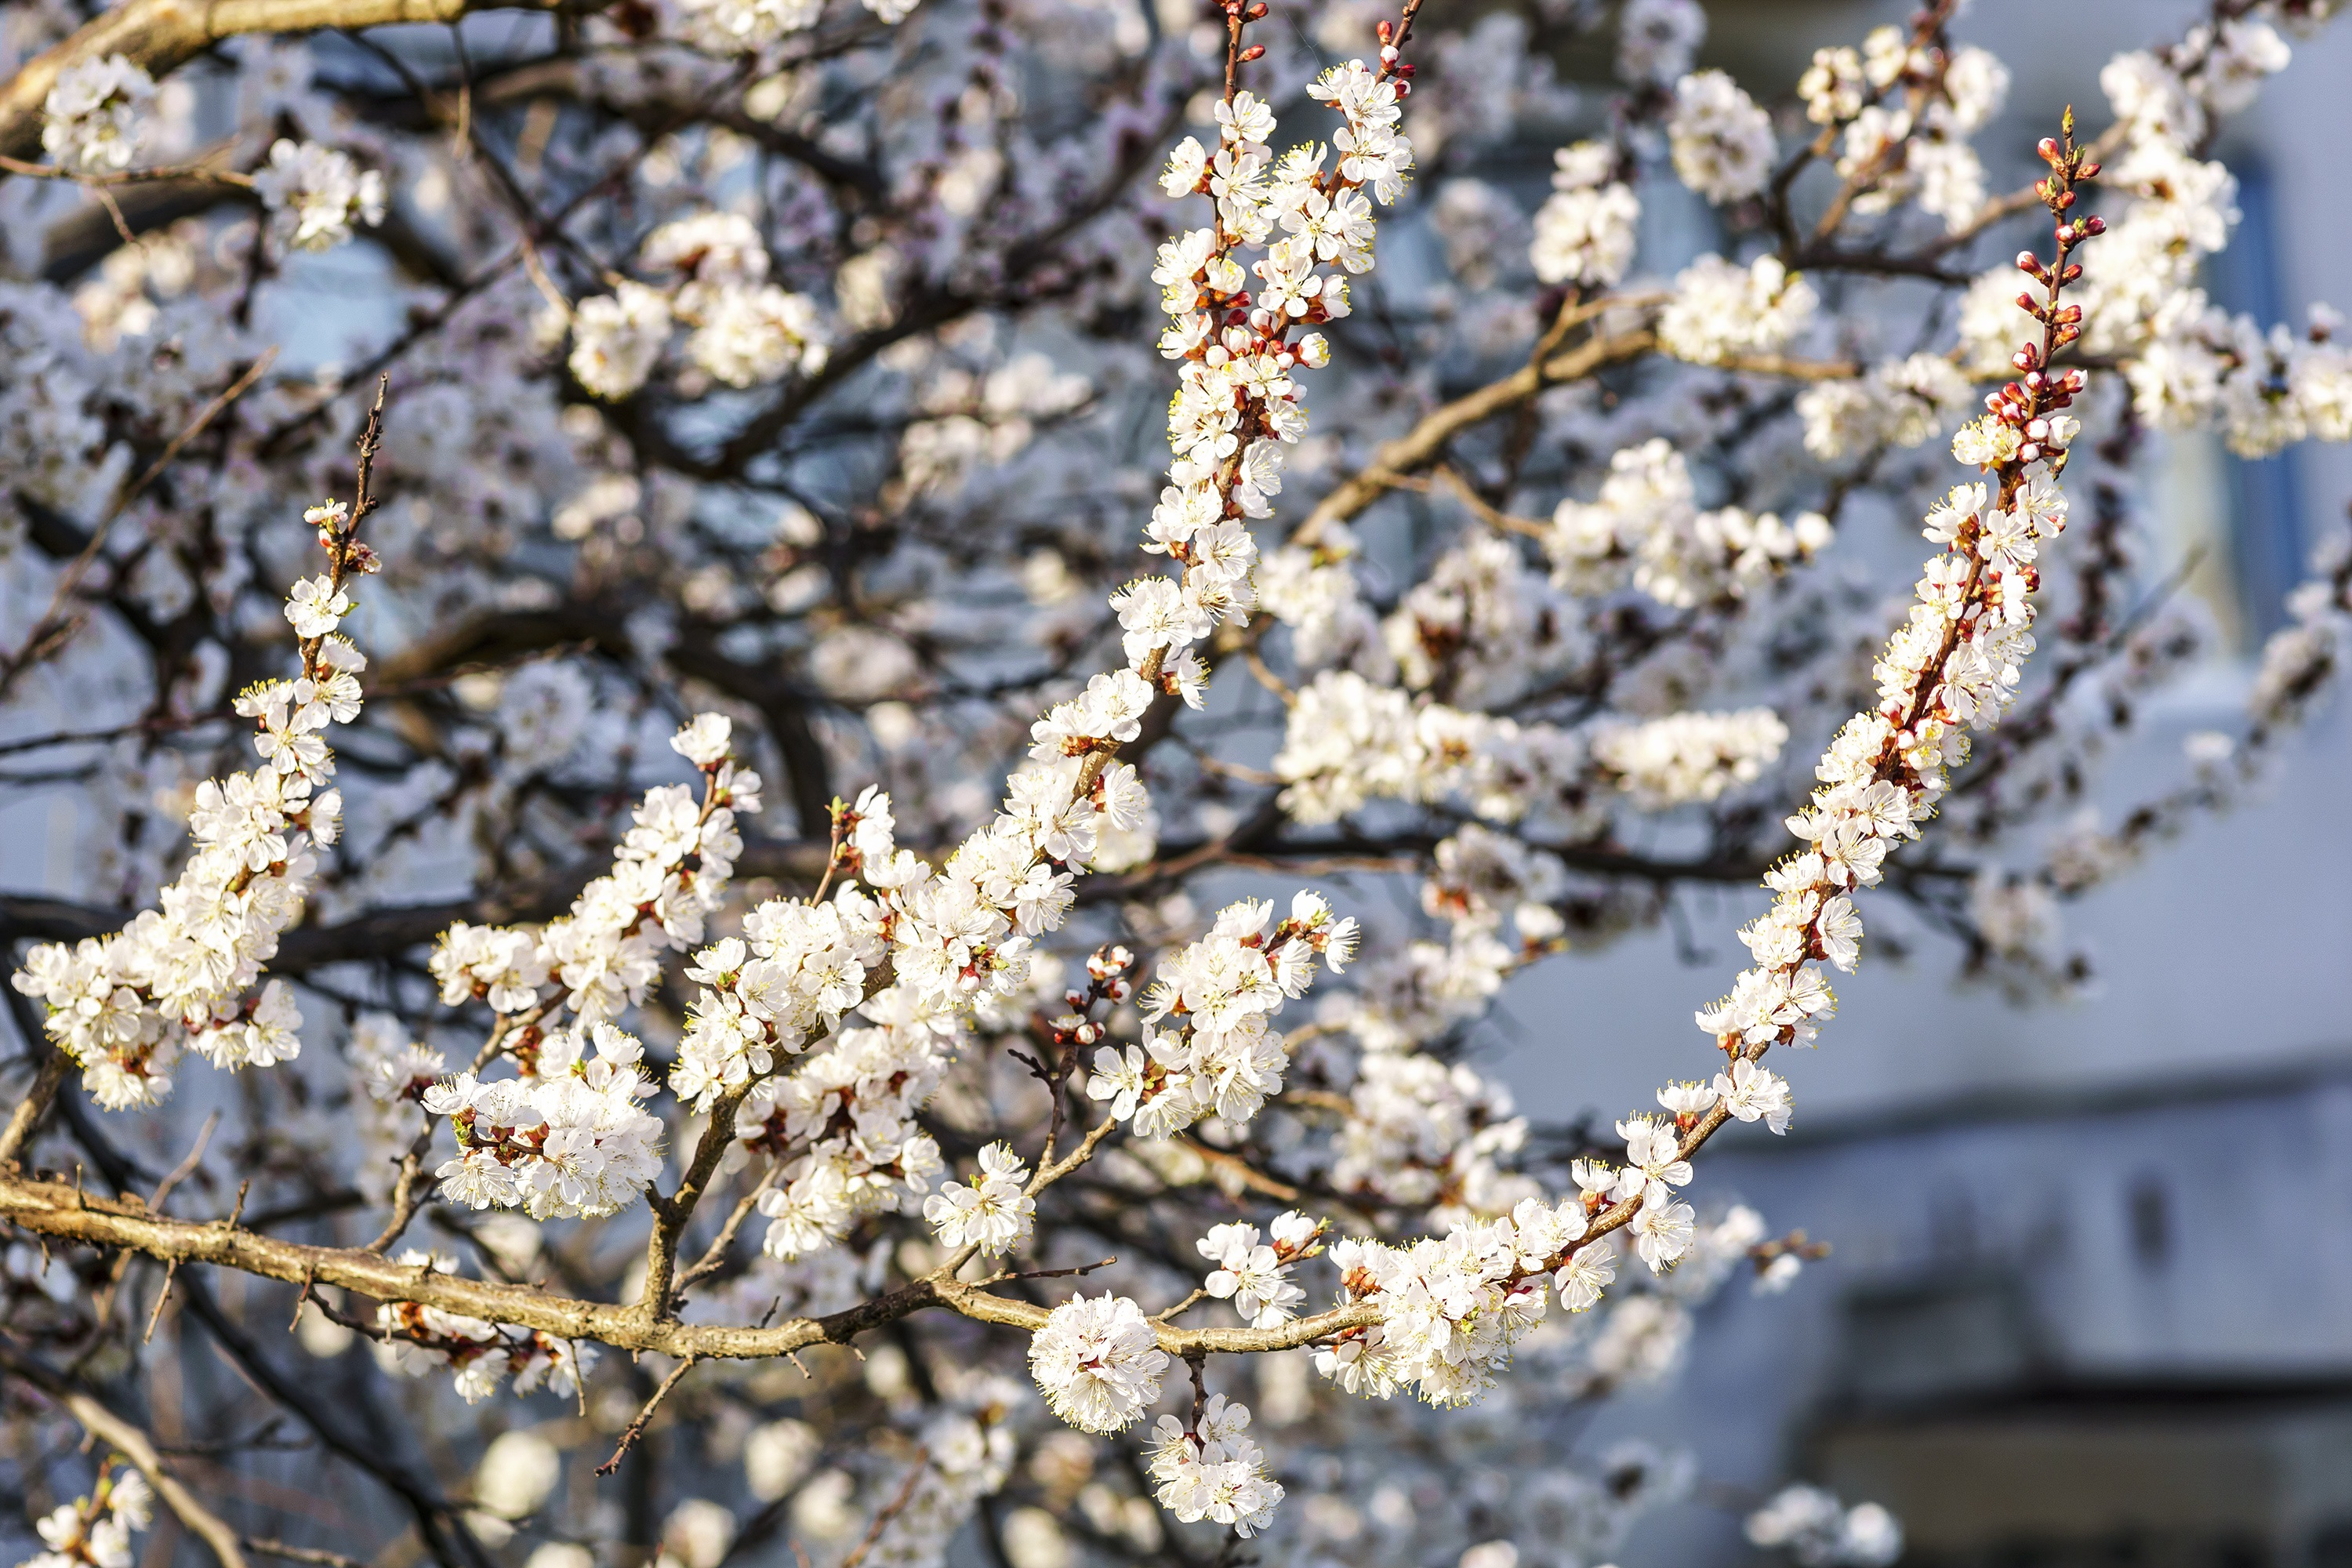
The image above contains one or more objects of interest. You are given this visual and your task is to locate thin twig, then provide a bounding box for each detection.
[595,1355,698,1476]
[150,1111,220,1213]
[837,1448,931,1568]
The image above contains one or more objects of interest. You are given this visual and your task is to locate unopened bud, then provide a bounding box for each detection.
[2016,251,2042,275]
[1239,42,1265,60]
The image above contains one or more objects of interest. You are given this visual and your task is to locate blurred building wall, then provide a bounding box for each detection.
[1490,7,2352,1565]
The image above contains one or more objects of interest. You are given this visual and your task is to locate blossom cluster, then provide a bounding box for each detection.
[1086,894,1356,1138]
[1808,27,2012,231]
[350,1013,448,1201]
[1026,1292,1168,1433]
[569,212,829,400]
[673,0,918,53]
[375,1252,595,1403]
[2126,299,2352,457]
[425,1023,665,1220]
[1657,254,1819,366]
[1529,141,1639,288]
[1137,60,1414,700]
[1197,1210,1323,1327]
[1591,708,1791,808]
[1746,1484,1905,1568]
[1548,437,1834,607]
[1146,1395,1284,1537]
[1666,69,1773,205]
[1331,1045,1534,1215]
[923,1141,1035,1256]
[13,510,371,1108]
[1797,353,1976,460]
[855,1393,1020,1565]
[732,1001,950,1259]
[527,717,757,1022]
[1314,1198,1588,1406]
[22,1466,152,1568]
[1697,144,2100,1106]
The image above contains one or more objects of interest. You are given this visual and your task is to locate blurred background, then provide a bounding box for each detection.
[1486,6,2352,1566]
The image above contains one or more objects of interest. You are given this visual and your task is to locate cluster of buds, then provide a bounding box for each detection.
[1989,122,2105,468]
[1223,0,1269,67]
[1044,943,1137,1050]
[1374,15,1419,91]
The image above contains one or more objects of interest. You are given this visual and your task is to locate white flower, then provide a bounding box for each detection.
[42,54,154,171]
[671,713,734,767]
[1197,1222,1305,1327]
[1555,1238,1617,1312]
[685,285,825,387]
[570,283,673,400]
[1799,46,1865,124]
[1161,136,1208,198]
[1632,1199,1697,1271]
[1713,1059,1794,1134]
[1618,0,1705,85]
[285,575,351,637]
[674,0,823,49]
[253,140,387,252]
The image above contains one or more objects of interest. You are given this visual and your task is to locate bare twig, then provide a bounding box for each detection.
[595,1355,699,1476]
[837,1448,931,1568]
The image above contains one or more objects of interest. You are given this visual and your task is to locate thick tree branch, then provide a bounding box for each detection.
[0,1165,1381,1357]
[1294,328,1657,544]
[0,0,560,167]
